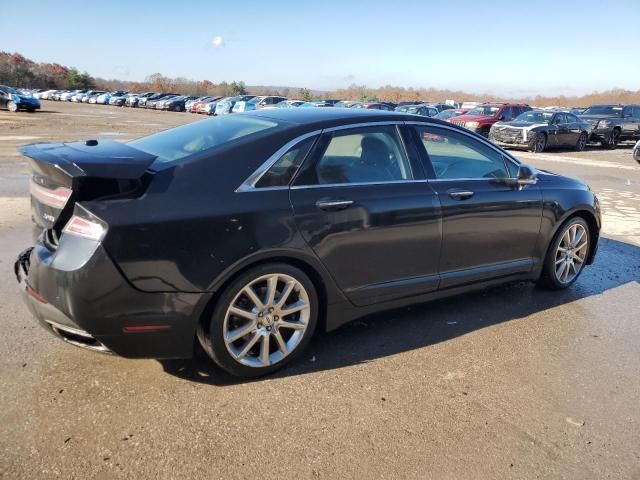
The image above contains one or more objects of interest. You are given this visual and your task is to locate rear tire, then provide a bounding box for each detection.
[201,263,319,378]
[538,217,590,290]
[575,132,587,151]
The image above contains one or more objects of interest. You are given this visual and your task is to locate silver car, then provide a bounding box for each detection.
[634,139,640,163]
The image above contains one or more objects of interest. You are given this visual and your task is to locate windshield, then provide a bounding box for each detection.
[514,111,554,123]
[466,106,500,116]
[581,105,623,116]
[130,115,281,164]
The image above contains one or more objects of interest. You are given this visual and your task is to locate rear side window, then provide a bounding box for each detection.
[414,126,509,180]
[130,115,281,164]
[255,136,317,188]
[295,125,413,185]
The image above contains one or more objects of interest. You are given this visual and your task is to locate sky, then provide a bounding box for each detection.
[2,0,639,97]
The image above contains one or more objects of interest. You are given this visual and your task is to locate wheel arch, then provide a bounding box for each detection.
[198,250,344,335]
[549,208,600,265]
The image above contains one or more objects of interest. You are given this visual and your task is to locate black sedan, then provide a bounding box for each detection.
[15,109,601,377]
[489,110,592,153]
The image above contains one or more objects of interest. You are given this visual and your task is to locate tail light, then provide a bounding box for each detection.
[30,181,72,209]
[62,214,106,241]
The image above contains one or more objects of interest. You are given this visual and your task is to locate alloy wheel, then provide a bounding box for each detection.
[576,133,587,151]
[554,223,589,284]
[7,101,18,113]
[534,134,546,153]
[222,273,311,368]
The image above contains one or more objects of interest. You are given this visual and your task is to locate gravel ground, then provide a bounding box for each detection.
[1,102,639,479]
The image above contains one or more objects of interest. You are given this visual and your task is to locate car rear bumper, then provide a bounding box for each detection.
[15,239,207,359]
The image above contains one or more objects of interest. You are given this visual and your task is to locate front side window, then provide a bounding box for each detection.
[414,126,509,180]
[255,136,317,188]
[295,125,413,185]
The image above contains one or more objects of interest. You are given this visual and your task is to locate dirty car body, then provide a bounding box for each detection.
[15,109,601,370]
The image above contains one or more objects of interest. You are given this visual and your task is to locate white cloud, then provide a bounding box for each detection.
[211,36,224,48]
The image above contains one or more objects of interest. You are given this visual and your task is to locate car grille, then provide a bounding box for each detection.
[450,120,466,127]
[492,126,523,143]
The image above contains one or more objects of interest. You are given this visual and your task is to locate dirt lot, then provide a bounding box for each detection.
[1,102,639,479]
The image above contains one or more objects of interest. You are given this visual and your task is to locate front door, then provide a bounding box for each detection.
[290,124,442,306]
[410,124,542,288]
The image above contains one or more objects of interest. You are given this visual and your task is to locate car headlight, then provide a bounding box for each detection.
[465,121,479,129]
[597,120,612,129]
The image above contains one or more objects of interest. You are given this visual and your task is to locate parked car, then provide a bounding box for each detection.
[109,93,131,106]
[125,92,150,107]
[489,110,592,152]
[434,108,468,121]
[334,100,361,108]
[15,108,601,377]
[426,103,455,113]
[39,90,58,100]
[634,140,640,163]
[96,91,126,105]
[193,96,223,114]
[87,93,103,104]
[352,102,394,111]
[158,96,197,112]
[448,103,531,137]
[395,104,439,117]
[274,100,306,109]
[579,104,640,147]
[215,95,256,115]
[60,90,84,102]
[186,96,212,112]
[233,96,288,113]
[0,85,41,112]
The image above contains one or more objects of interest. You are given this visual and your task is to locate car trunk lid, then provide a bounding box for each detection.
[19,140,157,232]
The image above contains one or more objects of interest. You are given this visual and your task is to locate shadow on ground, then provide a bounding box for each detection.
[160,237,640,386]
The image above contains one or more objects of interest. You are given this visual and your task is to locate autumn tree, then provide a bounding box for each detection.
[299,88,312,101]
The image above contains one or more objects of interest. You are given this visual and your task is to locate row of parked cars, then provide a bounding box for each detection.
[12,87,640,158]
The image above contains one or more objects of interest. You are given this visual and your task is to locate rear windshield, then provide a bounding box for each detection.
[130,115,281,164]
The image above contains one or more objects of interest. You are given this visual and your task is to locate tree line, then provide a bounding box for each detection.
[2,51,639,107]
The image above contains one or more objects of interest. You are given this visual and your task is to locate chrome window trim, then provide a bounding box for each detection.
[236,121,411,192]
[404,120,522,174]
[290,179,430,190]
[235,129,321,192]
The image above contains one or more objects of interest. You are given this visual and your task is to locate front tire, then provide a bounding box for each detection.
[602,129,620,148]
[201,263,319,377]
[538,217,590,289]
[530,133,547,153]
[7,101,18,112]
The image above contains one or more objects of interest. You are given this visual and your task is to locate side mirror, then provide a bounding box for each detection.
[517,163,537,185]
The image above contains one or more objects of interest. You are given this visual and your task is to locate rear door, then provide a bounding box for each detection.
[409,123,542,288]
[290,123,442,306]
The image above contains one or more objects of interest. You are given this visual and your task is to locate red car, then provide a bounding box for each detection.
[447,103,531,137]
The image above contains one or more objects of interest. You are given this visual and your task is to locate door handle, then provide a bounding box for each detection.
[447,189,475,200]
[315,199,354,211]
